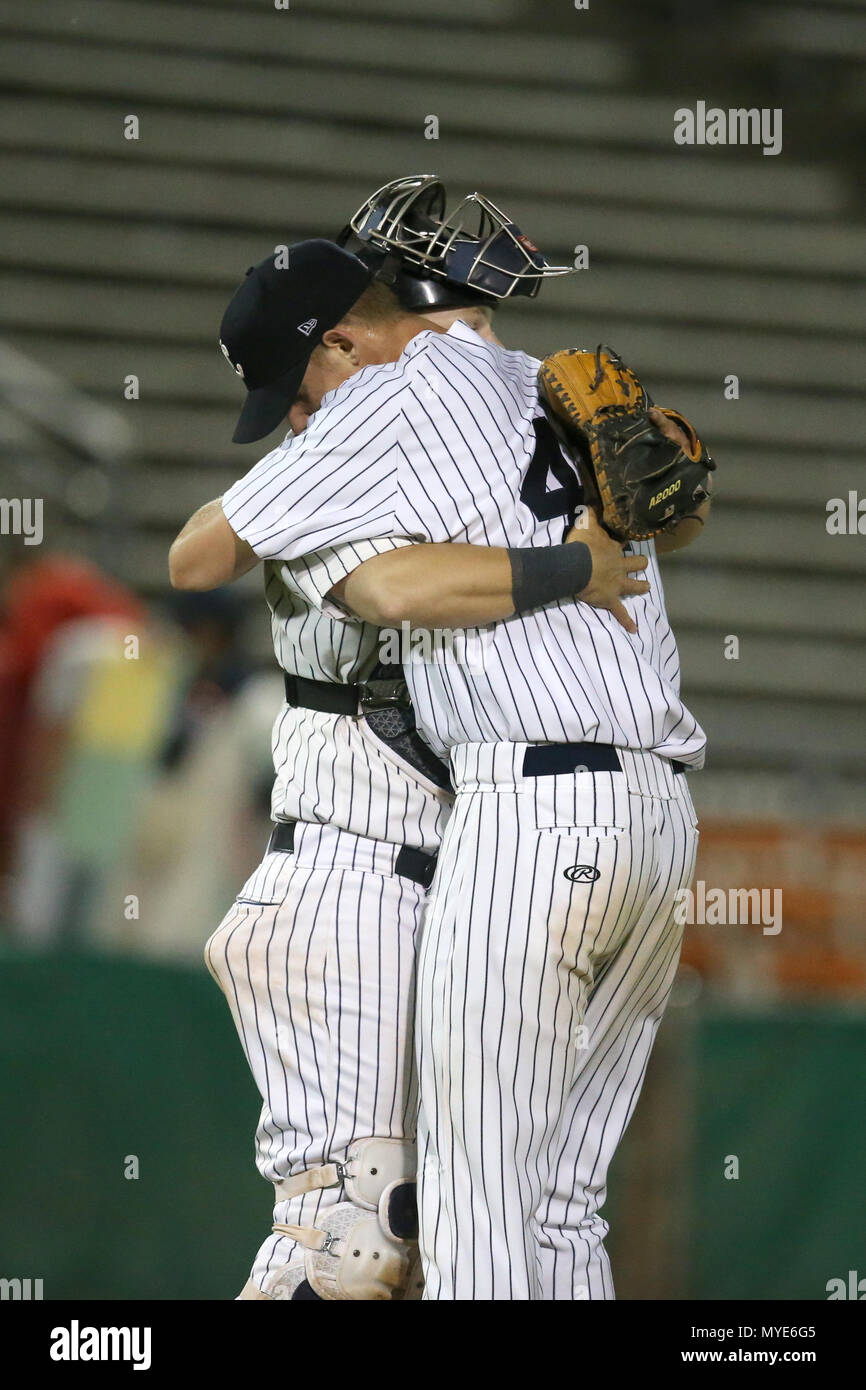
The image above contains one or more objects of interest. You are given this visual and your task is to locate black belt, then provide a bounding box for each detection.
[283,672,409,717]
[522,743,686,777]
[268,820,438,890]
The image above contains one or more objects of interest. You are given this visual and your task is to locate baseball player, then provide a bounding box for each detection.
[171,184,709,1299]
[329,337,711,1300]
[171,183,605,1301]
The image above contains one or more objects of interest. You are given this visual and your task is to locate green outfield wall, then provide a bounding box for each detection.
[0,949,863,1301]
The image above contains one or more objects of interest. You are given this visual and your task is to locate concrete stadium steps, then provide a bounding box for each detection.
[678,628,866,702]
[689,767,866,827]
[0,96,844,220]
[0,148,860,277]
[661,566,866,639]
[0,0,863,792]
[603,387,862,452]
[506,199,866,276]
[5,315,865,403]
[675,508,863,576]
[0,272,221,342]
[0,38,679,149]
[267,0,525,21]
[686,692,866,774]
[0,0,587,43]
[0,336,235,405]
[746,3,866,58]
[0,0,632,88]
[539,327,866,395]
[2,213,863,340]
[495,270,866,338]
[200,0,552,22]
[0,410,49,452]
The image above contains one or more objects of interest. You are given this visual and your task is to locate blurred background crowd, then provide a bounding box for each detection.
[0,0,864,1299]
[0,549,277,955]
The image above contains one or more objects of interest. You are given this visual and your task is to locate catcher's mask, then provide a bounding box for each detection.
[337,174,573,309]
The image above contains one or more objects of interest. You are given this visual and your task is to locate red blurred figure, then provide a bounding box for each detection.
[0,554,144,878]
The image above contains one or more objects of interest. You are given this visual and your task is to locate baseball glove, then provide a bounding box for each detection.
[538,344,715,541]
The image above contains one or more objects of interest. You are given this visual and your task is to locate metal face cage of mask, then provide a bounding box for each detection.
[341,174,574,301]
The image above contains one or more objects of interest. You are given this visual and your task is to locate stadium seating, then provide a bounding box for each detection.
[0,0,864,823]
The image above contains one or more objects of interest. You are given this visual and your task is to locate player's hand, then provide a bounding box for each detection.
[566,507,649,634]
[649,406,690,452]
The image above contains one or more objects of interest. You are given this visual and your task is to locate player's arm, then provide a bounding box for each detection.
[331,509,650,634]
[170,402,400,591]
[169,498,259,590]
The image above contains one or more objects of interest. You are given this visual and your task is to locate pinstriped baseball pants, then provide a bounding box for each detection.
[415,743,699,1301]
[204,822,426,1295]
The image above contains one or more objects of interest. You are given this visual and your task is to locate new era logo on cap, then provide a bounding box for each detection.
[219,239,373,444]
[219,339,244,377]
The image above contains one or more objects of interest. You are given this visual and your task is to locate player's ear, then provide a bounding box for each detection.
[320,326,360,365]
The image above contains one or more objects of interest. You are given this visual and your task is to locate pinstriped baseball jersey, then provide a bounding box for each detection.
[216,530,450,854]
[222,321,706,770]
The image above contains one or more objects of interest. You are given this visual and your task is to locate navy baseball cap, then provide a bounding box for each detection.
[219,239,374,444]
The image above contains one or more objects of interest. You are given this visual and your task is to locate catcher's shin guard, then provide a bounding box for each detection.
[270,1138,423,1301]
[238,1271,326,1300]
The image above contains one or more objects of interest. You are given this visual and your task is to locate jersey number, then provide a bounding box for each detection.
[520,416,584,539]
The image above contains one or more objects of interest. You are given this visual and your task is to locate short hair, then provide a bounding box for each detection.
[342,281,405,325]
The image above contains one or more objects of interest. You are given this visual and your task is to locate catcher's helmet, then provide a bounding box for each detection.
[337,174,573,311]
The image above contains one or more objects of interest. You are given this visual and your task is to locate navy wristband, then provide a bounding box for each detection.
[508,543,592,614]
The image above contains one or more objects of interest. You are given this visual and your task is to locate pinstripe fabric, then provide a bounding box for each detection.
[215,320,707,1299]
[533,780,697,1300]
[211,528,449,847]
[262,708,449,855]
[222,321,706,771]
[264,539,449,849]
[204,821,426,1295]
[415,744,699,1301]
